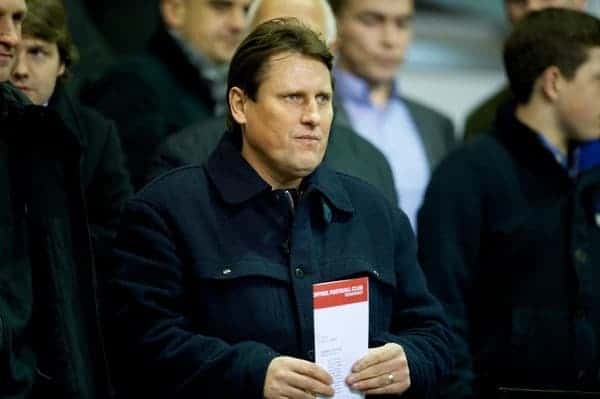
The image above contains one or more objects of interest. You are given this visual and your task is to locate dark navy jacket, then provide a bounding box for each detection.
[418,108,600,398]
[111,131,452,398]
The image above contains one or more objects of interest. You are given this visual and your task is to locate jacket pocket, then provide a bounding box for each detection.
[188,259,294,348]
[319,258,396,336]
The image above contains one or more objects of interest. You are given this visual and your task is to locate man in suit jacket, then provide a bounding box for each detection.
[82,0,252,189]
[329,0,455,230]
[148,0,400,205]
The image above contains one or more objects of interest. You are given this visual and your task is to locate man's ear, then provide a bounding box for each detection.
[229,87,248,125]
[160,0,187,30]
[540,65,563,102]
[57,62,65,78]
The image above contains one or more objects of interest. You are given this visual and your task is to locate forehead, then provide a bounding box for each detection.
[19,36,56,47]
[0,0,26,14]
[254,0,326,35]
[188,0,251,13]
[341,0,414,17]
[259,52,331,88]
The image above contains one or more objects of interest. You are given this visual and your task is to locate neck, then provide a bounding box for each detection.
[337,62,392,107]
[515,101,568,155]
[369,82,393,108]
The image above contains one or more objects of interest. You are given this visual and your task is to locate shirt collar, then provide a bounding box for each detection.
[536,133,580,178]
[333,67,401,105]
[206,130,354,215]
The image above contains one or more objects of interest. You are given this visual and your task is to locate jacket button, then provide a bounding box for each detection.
[222,268,232,275]
[294,267,304,278]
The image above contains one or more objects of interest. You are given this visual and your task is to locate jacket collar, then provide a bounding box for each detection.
[147,24,216,109]
[206,130,354,215]
[48,83,88,150]
[493,104,572,184]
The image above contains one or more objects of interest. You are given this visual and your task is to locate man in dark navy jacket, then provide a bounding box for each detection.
[419,8,600,399]
[111,18,451,399]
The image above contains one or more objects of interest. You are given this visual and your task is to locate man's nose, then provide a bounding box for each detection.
[301,99,321,127]
[229,7,247,33]
[12,55,28,79]
[0,17,20,49]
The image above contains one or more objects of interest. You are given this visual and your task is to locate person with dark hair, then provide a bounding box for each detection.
[10,0,132,271]
[146,0,399,206]
[1,0,114,397]
[82,0,252,190]
[111,17,452,399]
[328,0,456,232]
[464,0,586,140]
[418,8,600,399]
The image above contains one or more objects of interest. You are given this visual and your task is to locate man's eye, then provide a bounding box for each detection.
[285,94,302,102]
[357,14,380,26]
[316,94,331,105]
[209,1,231,12]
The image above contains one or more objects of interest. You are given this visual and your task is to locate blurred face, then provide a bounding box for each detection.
[251,0,328,43]
[0,0,26,81]
[10,37,65,105]
[555,47,600,142]
[230,52,333,188]
[505,0,586,24]
[165,0,252,64]
[336,0,413,86]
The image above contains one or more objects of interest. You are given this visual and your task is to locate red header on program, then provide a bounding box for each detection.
[313,277,369,309]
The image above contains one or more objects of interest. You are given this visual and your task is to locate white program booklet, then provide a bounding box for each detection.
[313,277,369,399]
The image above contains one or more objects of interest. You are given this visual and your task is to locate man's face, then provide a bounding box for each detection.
[10,37,65,105]
[505,0,586,24]
[335,0,413,86]
[251,0,328,43]
[176,0,252,64]
[555,47,600,142]
[0,0,26,82]
[232,52,333,188]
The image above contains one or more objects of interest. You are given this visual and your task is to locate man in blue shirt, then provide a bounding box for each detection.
[329,0,455,231]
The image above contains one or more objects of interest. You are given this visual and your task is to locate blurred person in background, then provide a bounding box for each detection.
[82,0,252,189]
[329,0,456,232]
[147,0,399,205]
[419,8,600,399]
[464,0,586,140]
[10,0,132,277]
[1,0,114,397]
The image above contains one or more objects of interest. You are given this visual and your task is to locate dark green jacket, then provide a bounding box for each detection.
[0,82,112,399]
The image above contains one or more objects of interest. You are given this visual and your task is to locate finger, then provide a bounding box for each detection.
[289,359,333,385]
[350,369,409,392]
[347,356,405,384]
[287,372,335,397]
[362,379,411,396]
[352,343,403,372]
[279,384,317,399]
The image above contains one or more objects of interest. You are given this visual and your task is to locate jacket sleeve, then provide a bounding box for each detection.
[417,154,484,399]
[86,121,133,253]
[110,198,279,398]
[371,207,453,399]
